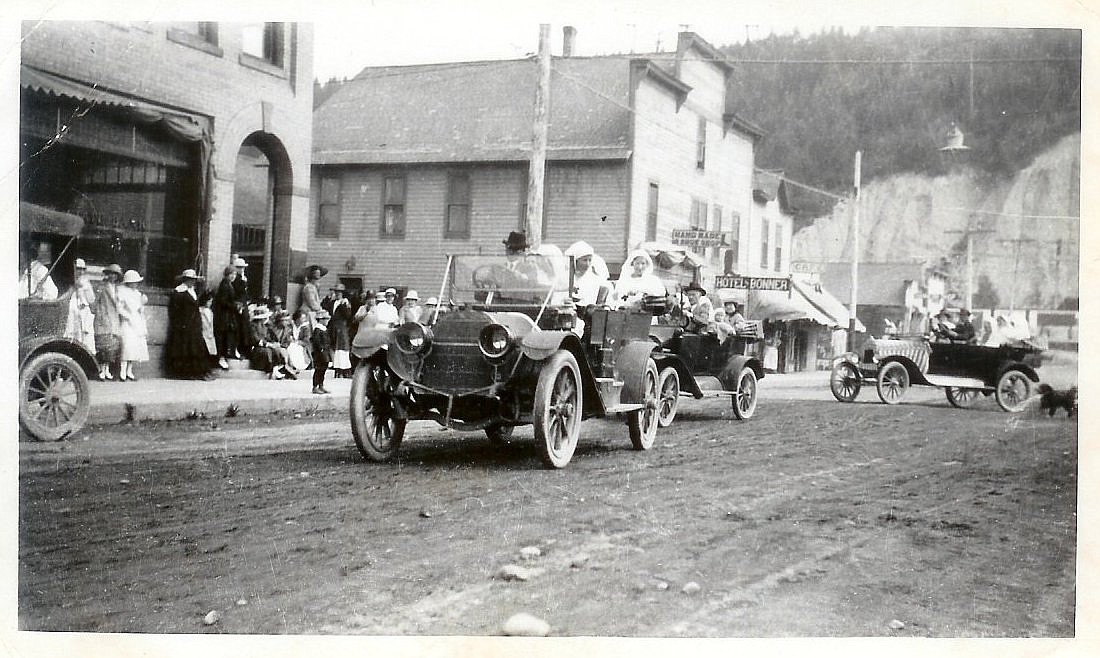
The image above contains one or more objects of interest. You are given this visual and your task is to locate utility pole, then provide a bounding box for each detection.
[847,151,861,351]
[999,237,1036,311]
[944,225,994,309]
[525,23,551,249]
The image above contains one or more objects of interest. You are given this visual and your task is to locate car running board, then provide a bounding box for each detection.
[923,374,988,389]
[603,403,645,414]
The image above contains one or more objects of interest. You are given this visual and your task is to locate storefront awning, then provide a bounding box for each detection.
[746,286,836,326]
[792,276,867,332]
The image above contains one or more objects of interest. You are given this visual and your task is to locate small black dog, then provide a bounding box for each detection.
[1037,383,1077,418]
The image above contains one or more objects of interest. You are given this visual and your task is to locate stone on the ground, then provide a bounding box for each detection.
[420,509,433,518]
[519,545,541,560]
[502,612,550,636]
[682,581,701,595]
[889,619,906,630]
[235,599,248,606]
[496,564,532,581]
[569,554,590,568]
[203,610,220,625]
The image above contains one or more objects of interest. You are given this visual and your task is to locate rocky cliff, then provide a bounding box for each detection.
[791,133,1080,309]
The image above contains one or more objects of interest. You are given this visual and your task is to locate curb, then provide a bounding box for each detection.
[88,393,351,426]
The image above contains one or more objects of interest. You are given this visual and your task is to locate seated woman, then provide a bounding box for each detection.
[614,249,666,311]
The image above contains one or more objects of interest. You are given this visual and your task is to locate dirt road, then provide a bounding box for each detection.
[19,394,1076,636]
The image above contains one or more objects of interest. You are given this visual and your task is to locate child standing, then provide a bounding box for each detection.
[199,291,218,367]
[311,309,332,395]
[116,269,149,381]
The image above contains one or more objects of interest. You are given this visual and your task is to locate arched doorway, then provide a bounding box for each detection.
[231,133,293,300]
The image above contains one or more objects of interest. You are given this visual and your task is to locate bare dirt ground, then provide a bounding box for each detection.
[18,383,1077,638]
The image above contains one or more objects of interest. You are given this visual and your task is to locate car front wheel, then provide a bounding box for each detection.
[731,367,758,420]
[534,350,583,468]
[876,361,909,405]
[350,361,407,461]
[995,369,1032,413]
[829,362,862,403]
[628,359,660,450]
[19,352,90,441]
[656,367,680,427]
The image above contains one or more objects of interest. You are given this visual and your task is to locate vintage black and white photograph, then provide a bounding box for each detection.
[8,0,1091,653]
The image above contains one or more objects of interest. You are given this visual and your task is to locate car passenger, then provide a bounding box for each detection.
[683,283,714,333]
[614,249,666,310]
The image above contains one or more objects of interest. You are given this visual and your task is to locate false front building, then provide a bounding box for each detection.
[309,31,763,298]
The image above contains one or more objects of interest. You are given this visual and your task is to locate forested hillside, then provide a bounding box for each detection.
[720,27,1081,215]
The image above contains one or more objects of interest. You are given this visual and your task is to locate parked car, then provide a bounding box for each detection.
[829,334,1043,412]
[647,315,766,426]
[18,202,98,440]
[348,252,661,469]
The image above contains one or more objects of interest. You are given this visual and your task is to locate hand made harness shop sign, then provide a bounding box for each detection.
[670,228,727,249]
[714,274,792,292]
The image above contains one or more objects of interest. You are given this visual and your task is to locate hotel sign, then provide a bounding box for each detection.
[671,228,726,249]
[714,274,791,292]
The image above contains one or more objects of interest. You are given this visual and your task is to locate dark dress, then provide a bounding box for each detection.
[165,288,210,378]
[231,275,252,357]
[213,278,239,359]
[310,325,331,388]
[330,300,352,352]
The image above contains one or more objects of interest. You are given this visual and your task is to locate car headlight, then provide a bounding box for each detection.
[478,324,514,360]
[395,322,433,355]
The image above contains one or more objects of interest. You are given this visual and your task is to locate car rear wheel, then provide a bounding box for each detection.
[656,367,680,427]
[876,361,909,405]
[19,352,90,441]
[995,369,1032,413]
[485,424,514,445]
[731,367,758,420]
[946,387,981,409]
[628,359,660,450]
[829,362,862,402]
[350,361,407,462]
[534,350,582,468]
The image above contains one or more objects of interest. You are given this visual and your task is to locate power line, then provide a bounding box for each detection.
[937,207,1079,220]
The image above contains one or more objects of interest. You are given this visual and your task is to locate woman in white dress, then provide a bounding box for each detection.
[117,269,149,381]
[63,258,97,355]
[614,249,666,309]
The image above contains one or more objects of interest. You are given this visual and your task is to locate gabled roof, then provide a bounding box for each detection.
[818,261,928,306]
[313,57,634,165]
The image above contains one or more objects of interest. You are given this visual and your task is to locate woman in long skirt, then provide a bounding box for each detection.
[165,269,212,379]
[92,264,123,380]
[117,270,149,381]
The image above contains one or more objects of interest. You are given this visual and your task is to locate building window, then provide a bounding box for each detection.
[317,175,340,238]
[381,175,406,238]
[760,219,770,269]
[242,22,284,67]
[726,212,740,273]
[696,117,707,170]
[711,205,723,258]
[445,172,471,239]
[690,198,708,230]
[194,22,218,45]
[646,182,659,242]
[775,227,783,272]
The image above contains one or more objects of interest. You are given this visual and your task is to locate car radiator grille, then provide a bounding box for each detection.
[418,342,495,393]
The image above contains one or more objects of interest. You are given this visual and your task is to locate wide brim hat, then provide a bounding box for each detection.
[122,270,143,284]
[331,283,346,292]
[176,268,204,283]
[104,263,123,277]
[684,282,707,295]
[405,290,419,300]
[502,231,529,252]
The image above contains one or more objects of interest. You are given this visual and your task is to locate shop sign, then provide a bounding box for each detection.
[790,261,824,274]
[714,274,791,291]
[671,228,726,249]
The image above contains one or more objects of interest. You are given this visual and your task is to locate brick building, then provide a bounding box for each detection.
[309,31,762,299]
[19,21,314,371]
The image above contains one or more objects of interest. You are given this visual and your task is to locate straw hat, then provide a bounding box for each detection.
[425,297,439,306]
[405,290,419,300]
[122,270,143,284]
[385,288,397,296]
[233,257,248,268]
[104,263,123,277]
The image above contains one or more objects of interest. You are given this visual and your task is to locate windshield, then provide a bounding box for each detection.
[448,254,573,307]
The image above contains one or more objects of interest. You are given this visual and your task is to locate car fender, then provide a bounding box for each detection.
[520,330,578,361]
[717,354,766,391]
[614,341,658,404]
[831,351,860,368]
[651,353,705,398]
[876,355,929,385]
[995,361,1041,384]
[351,326,394,359]
[19,336,98,376]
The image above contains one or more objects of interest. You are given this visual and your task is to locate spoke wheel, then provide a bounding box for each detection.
[628,359,660,450]
[19,352,90,441]
[946,387,981,409]
[995,369,1032,413]
[829,363,862,403]
[731,367,758,420]
[876,361,909,405]
[656,367,680,427]
[350,361,407,462]
[534,350,582,469]
[485,424,515,445]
